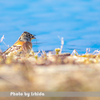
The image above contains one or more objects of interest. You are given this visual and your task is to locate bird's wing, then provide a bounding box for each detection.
[3,41,25,55]
[3,41,32,55]
[3,45,22,55]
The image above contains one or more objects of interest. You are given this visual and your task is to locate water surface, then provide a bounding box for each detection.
[0,0,100,54]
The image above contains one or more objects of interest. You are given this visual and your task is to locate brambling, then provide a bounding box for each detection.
[3,31,36,56]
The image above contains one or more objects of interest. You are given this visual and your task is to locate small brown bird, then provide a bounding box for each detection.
[3,31,36,56]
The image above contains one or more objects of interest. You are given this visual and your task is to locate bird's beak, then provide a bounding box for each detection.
[32,35,36,39]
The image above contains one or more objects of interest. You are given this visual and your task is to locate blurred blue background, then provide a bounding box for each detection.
[0,0,100,54]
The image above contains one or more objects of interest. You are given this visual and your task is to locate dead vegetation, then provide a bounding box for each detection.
[0,36,100,100]
[0,48,100,93]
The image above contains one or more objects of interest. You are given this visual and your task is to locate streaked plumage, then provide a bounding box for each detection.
[3,31,36,56]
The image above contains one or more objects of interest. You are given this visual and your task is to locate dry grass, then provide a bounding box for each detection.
[0,49,100,100]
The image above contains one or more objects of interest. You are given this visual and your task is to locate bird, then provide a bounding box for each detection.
[3,31,36,56]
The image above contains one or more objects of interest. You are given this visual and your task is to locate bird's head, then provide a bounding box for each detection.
[19,31,36,42]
